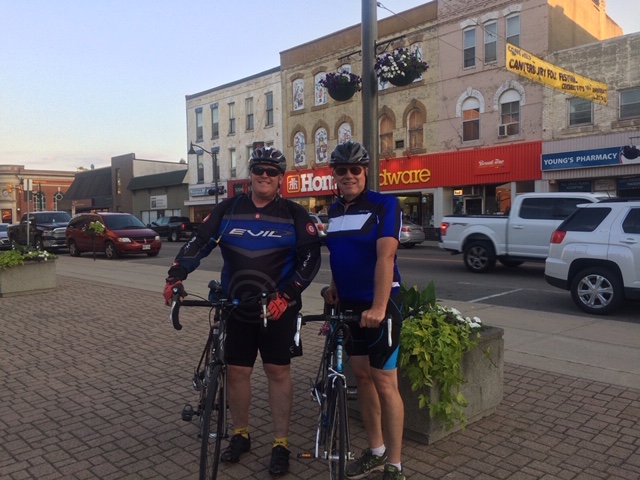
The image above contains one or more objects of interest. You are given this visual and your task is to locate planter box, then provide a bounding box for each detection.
[0,261,57,297]
[346,326,504,445]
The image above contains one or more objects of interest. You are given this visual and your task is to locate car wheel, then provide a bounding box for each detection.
[68,241,81,257]
[499,259,524,268]
[104,242,119,260]
[402,243,416,249]
[570,267,623,315]
[170,231,179,242]
[147,251,159,257]
[463,241,496,273]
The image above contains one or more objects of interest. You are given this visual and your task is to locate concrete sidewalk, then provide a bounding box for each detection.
[0,257,637,479]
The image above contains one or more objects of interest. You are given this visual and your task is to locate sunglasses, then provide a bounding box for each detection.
[333,166,364,176]
[251,166,280,177]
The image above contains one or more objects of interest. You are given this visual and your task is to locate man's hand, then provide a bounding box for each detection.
[267,293,289,320]
[322,285,339,305]
[164,277,184,306]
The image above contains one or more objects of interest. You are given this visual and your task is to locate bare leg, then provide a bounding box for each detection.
[226,365,253,429]
[350,356,384,449]
[263,363,293,438]
[370,367,404,464]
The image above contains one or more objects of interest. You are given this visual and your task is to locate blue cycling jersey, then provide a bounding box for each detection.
[325,190,402,303]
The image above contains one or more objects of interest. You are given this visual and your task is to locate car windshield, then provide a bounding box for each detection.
[0,225,7,233]
[103,215,147,230]
[34,212,72,223]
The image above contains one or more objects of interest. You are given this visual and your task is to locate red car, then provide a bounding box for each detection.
[66,213,161,259]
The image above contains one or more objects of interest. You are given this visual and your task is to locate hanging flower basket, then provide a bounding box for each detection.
[375,47,428,87]
[622,145,640,160]
[319,71,362,102]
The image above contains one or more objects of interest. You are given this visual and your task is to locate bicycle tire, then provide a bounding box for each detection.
[199,364,225,480]
[327,378,347,479]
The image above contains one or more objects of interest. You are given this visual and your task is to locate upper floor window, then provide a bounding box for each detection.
[211,149,220,182]
[293,79,304,111]
[506,15,520,46]
[228,102,235,135]
[195,107,203,142]
[484,22,497,63]
[265,92,274,126]
[380,115,394,154]
[499,90,520,136]
[34,191,46,211]
[53,192,63,211]
[407,109,424,150]
[315,128,329,163]
[294,131,306,166]
[315,73,327,106]
[462,98,480,141]
[229,149,236,178]
[620,88,640,120]
[463,28,476,68]
[245,98,254,131]
[197,153,204,183]
[568,98,593,126]
[338,123,352,144]
[211,103,219,139]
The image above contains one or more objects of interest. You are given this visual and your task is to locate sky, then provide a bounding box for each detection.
[1,0,638,172]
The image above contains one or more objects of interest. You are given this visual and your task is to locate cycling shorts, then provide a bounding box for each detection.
[341,293,403,370]
[225,307,298,367]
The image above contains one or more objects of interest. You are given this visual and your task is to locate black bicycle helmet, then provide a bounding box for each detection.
[329,141,370,166]
[249,147,287,173]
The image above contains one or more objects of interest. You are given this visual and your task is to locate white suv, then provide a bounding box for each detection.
[545,199,640,315]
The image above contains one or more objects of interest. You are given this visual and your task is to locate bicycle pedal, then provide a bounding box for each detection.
[181,404,195,422]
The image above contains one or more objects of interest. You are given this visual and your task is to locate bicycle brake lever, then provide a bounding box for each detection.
[261,292,268,327]
[387,316,392,347]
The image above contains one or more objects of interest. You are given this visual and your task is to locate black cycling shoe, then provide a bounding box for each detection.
[221,434,251,463]
[268,445,290,477]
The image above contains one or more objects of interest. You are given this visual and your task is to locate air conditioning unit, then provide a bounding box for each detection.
[498,124,508,137]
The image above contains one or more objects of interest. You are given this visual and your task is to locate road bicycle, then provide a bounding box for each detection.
[169,280,268,480]
[299,302,393,479]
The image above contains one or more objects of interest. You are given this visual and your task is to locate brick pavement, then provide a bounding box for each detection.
[1,275,639,479]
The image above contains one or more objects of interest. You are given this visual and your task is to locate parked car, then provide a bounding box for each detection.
[545,199,640,315]
[147,216,200,242]
[0,223,11,249]
[66,213,161,259]
[308,213,329,242]
[400,220,425,249]
[7,211,71,250]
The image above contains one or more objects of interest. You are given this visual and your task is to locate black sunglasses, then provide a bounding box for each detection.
[251,166,280,177]
[333,166,364,176]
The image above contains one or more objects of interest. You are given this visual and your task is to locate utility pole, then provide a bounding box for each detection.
[362,0,379,192]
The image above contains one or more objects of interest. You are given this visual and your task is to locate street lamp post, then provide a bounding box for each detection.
[188,142,220,204]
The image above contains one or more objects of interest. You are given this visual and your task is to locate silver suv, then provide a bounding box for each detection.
[545,199,640,315]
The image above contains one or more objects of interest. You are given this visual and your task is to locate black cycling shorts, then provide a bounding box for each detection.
[341,293,403,370]
[225,307,298,367]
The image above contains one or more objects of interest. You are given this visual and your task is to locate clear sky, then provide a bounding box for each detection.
[1,0,637,172]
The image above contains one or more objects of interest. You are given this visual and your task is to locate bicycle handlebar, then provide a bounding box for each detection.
[301,311,393,347]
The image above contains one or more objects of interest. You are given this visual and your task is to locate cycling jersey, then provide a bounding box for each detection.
[169,194,321,321]
[325,189,402,303]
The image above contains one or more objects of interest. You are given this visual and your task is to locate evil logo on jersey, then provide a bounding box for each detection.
[228,227,290,237]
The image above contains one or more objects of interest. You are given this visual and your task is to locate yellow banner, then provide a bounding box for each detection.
[505,43,607,104]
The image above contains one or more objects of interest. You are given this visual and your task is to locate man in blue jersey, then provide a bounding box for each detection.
[323,142,406,480]
[164,147,321,477]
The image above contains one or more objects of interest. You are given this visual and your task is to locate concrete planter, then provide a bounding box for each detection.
[0,260,57,297]
[346,326,504,445]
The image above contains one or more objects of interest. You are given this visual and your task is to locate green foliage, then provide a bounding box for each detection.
[87,221,105,235]
[0,247,57,270]
[399,282,483,430]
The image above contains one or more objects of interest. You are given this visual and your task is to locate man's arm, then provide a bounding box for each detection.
[360,236,398,328]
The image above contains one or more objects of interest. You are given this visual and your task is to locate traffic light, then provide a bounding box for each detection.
[6,183,11,194]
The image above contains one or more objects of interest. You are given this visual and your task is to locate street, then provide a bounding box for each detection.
[92,241,639,323]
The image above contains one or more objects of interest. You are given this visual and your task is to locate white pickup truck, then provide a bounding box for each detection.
[438,192,609,273]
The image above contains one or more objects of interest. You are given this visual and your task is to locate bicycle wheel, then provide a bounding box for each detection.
[327,377,347,480]
[199,364,225,480]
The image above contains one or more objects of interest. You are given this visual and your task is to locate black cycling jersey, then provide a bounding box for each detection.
[169,194,321,320]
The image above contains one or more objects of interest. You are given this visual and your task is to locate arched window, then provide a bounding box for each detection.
[410,43,424,81]
[54,192,64,211]
[407,109,424,150]
[499,90,520,136]
[294,132,306,166]
[380,115,394,153]
[338,123,352,144]
[34,191,46,211]
[315,128,329,163]
[293,79,304,111]
[314,73,327,106]
[462,97,480,141]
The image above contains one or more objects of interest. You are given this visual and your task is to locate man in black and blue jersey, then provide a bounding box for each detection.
[323,142,406,480]
[164,147,321,476]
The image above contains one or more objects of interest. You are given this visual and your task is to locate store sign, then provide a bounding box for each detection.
[190,187,209,197]
[379,168,431,187]
[150,195,167,209]
[475,158,509,175]
[542,147,620,171]
[286,172,335,195]
[618,176,640,190]
[558,180,592,192]
[506,43,607,104]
